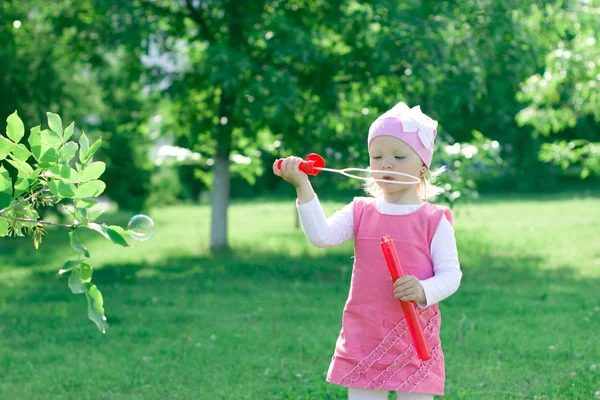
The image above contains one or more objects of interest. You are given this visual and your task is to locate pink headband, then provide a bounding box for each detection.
[367,102,438,168]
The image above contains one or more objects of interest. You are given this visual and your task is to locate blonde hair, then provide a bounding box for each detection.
[362,167,446,201]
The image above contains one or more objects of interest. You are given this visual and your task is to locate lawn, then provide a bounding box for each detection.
[0,191,599,399]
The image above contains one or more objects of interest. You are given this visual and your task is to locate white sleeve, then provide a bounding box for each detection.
[417,215,462,308]
[296,196,354,248]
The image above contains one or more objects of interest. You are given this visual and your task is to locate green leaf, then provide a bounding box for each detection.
[28,126,41,160]
[105,224,132,237]
[86,222,109,239]
[49,164,78,181]
[48,180,77,199]
[6,111,24,143]
[63,122,74,141]
[0,218,8,236]
[0,137,17,161]
[41,129,63,148]
[84,283,108,333]
[77,207,88,220]
[104,226,129,247]
[75,199,98,209]
[47,112,63,136]
[38,129,62,165]
[0,193,11,209]
[88,210,104,220]
[80,262,93,283]
[6,157,33,178]
[84,138,102,163]
[69,231,90,257]
[13,177,29,197]
[67,207,86,224]
[76,180,106,198]
[80,162,106,182]
[59,142,78,163]
[59,260,80,275]
[0,166,12,196]
[11,144,31,162]
[68,270,85,294]
[79,131,89,162]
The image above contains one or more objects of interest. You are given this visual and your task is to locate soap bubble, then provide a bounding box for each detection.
[127,214,155,241]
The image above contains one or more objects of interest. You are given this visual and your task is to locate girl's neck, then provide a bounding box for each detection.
[381,189,423,205]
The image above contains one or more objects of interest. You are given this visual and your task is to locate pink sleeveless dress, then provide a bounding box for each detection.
[326,197,453,395]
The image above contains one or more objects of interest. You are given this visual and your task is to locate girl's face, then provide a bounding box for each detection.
[369,136,426,200]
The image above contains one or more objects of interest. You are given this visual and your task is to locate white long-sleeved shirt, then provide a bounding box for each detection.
[296,196,462,308]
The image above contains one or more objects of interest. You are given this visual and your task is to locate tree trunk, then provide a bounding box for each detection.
[209,2,240,251]
[210,148,230,251]
[210,86,234,251]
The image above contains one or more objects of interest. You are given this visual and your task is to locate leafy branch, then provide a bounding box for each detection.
[1,111,145,333]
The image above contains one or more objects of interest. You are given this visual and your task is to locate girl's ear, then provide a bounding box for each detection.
[420,164,428,176]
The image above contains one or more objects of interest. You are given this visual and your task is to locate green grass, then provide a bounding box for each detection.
[0,191,599,400]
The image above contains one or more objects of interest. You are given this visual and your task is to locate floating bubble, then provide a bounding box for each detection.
[127,214,155,241]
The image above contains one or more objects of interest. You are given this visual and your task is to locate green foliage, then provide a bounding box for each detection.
[539,140,600,179]
[516,1,600,178]
[90,51,153,213]
[1,0,597,252]
[0,111,141,332]
[147,166,184,207]
[434,131,506,205]
[1,0,153,212]
[0,0,105,133]
[138,0,590,203]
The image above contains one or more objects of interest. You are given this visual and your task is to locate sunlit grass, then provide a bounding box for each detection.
[0,190,598,399]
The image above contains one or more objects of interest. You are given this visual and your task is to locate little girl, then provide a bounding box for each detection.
[273,102,462,400]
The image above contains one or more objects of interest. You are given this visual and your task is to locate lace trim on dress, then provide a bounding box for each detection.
[366,317,440,390]
[337,309,440,387]
[395,344,443,392]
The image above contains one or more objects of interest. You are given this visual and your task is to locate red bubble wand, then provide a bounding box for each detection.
[381,235,432,361]
[275,153,420,185]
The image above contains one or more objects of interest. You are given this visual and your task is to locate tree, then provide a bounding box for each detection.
[516,0,600,178]
[0,0,104,131]
[0,0,154,210]
[137,0,361,250]
[134,0,562,247]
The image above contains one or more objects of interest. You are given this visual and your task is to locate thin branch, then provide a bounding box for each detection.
[0,188,49,215]
[0,215,74,229]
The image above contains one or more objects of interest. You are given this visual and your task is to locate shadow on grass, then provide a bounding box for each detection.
[0,228,73,270]
[0,211,137,272]
[9,234,598,312]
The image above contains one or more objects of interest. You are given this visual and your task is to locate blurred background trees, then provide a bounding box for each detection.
[1,0,598,250]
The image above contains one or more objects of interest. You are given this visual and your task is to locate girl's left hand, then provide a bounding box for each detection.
[393,276,426,304]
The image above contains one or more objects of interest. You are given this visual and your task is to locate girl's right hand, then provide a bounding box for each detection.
[272,156,310,188]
